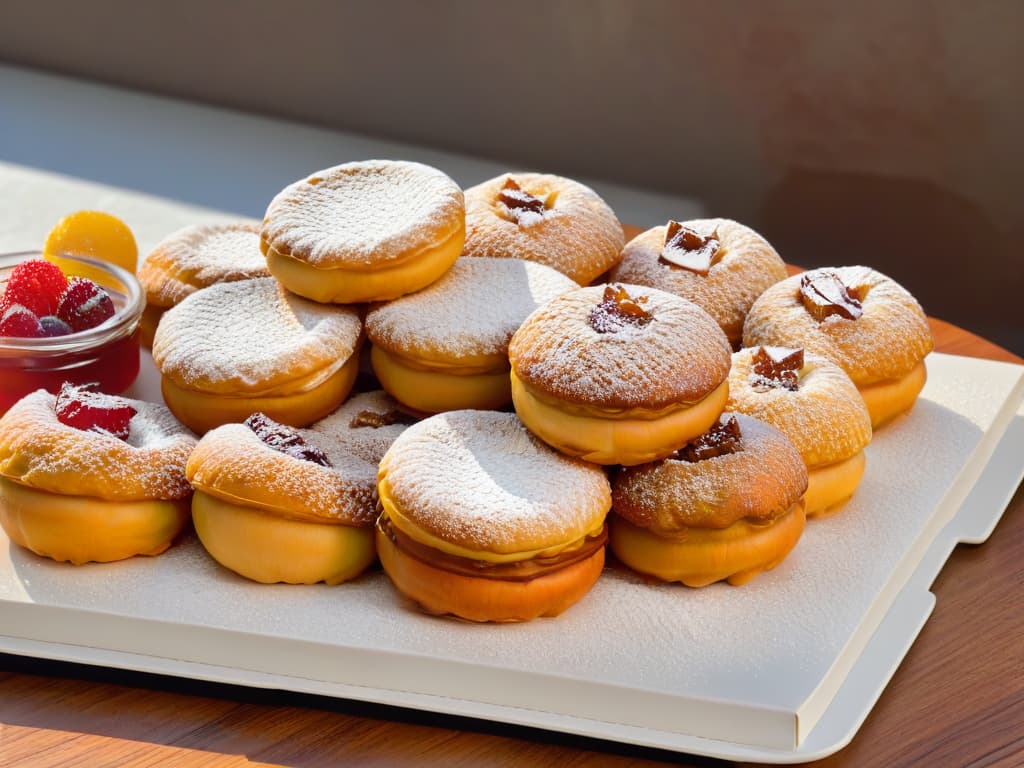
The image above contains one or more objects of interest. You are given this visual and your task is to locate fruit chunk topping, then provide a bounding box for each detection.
[55,382,136,440]
[676,416,743,462]
[750,346,804,391]
[0,304,43,338]
[56,278,116,332]
[2,258,69,317]
[349,409,417,429]
[589,283,653,333]
[245,412,332,467]
[660,221,722,274]
[497,177,548,226]
[800,270,864,321]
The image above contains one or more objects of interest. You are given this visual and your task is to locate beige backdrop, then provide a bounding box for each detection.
[0,0,1019,351]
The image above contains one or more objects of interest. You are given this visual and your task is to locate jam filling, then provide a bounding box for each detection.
[245,412,332,467]
[800,270,864,321]
[675,416,743,462]
[378,513,607,582]
[750,346,804,391]
[589,283,653,333]
[55,382,136,441]
[349,409,417,429]
[497,178,548,224]
[659,220,722,274]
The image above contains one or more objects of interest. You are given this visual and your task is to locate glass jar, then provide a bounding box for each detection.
[0,251,144,414]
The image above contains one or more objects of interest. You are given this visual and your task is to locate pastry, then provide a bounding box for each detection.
[187,391,413,585]
[463,173,624,284]
[508,283,731,465]
[0,384,196,564]
[366,257,576,413]
[152,277,363,434]
[261,160,465,304]
[376,410,611,622]
[610,413,808,586]
[743,267,933,428]
[137,222,269,347]
[727,346,872,516]
[609,218,788,348]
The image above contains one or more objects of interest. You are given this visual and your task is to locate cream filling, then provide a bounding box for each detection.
[510,372,729,466]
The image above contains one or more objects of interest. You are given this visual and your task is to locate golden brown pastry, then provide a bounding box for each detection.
[727,346,872,516]
[376,410,611,622]
[366,257,576,413]
[0,385,196,564]
[610,218,788,348]
[261,160,465,303]
[509,283,731,465]
[611,413,808,587]
[463,173,624,285]
[743,266,933,428]
[152,277,363,434]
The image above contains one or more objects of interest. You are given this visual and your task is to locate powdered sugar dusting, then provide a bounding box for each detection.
[743,266,933,384]
[138,222,269,307]
[728,348,873,467]
[187,391,412,526]
[380,411,610,554]
[610,219,788,346]
[463,173,624,285]
[151,278,362,392]
[509,284,732,410]
[261,160,464,267]
[0,390,196,500]
[365,258,576,361]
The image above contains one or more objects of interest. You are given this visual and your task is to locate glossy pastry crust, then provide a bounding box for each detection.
[610,218,787,347]
[463,173,624,285]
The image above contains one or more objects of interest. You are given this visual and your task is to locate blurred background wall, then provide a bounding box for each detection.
[0,0,1020,352]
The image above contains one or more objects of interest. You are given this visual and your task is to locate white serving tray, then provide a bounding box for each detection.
[2,351,1022,764]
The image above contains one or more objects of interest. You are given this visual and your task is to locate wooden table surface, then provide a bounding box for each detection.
[1,315,1021,768]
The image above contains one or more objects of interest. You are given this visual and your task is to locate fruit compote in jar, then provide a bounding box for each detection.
[0,252,144,415]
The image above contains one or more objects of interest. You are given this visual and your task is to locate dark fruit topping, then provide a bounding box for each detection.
[751,346,804,391]
[38,315,73,338]
[56,278,116,332]
[676,416,743,462]
[498,177,548,224]
[349,409,417,428]
[245,412,332,467]
[660,221,722,274]
[55,382,136,440]
[589,283,653,333]
[2,258,69,318]
[800,270,864,321]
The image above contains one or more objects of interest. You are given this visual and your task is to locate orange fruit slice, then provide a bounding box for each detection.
[44,211,139,274]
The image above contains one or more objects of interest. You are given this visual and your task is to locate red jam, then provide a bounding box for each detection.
[0,252,143,416]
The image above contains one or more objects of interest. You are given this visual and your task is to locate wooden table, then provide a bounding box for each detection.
[1,320,1021,768]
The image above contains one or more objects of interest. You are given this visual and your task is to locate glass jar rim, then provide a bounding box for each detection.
[0,251,145,355]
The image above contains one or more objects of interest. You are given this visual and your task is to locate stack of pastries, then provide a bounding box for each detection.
[0,159,934,623]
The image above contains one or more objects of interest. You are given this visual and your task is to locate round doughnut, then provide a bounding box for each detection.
[376,410,611,622]
[508,283,732,465]
[463,173,624,285]
[743,266,933,428]
[137,222,270,347]
[261,160,465,304]
[152,277,363,433]
[610,413,808,587]
[187,391,413,585]
[609,218,788,348]
[727,347,873,516]
[366,257,576,413]
[0,389,196,564]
